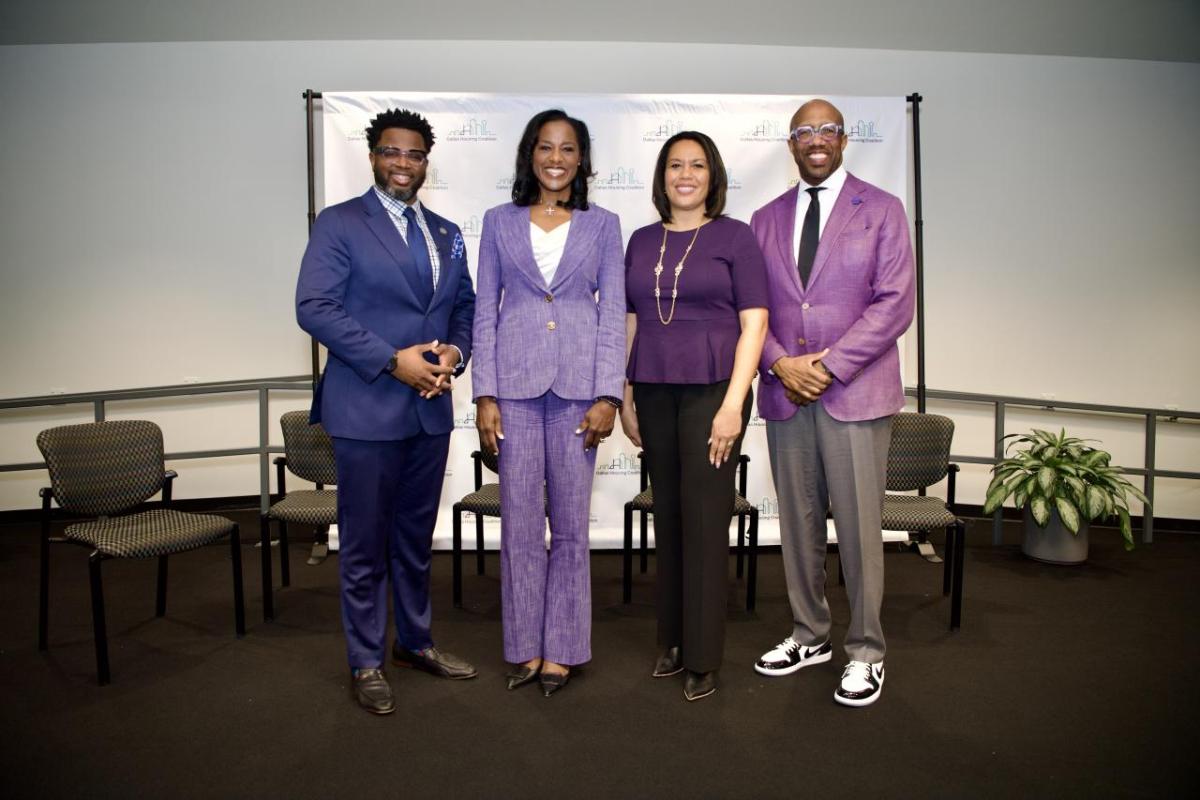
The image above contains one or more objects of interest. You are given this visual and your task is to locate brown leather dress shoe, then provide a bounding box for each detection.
[392,644,478,680]
[352,668,395,715]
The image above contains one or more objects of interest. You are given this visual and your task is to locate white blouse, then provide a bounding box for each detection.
[530,221,570,286]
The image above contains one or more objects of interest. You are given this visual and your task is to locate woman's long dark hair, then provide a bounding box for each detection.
[512,109,594,210]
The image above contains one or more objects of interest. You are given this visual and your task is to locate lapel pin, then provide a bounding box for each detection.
[851,197,863,206]
[439,227,448,235]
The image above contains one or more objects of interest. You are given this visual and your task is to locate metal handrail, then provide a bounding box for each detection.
[2,377,1196,536]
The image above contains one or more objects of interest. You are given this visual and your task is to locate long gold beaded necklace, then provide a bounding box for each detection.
[654,223,703,325]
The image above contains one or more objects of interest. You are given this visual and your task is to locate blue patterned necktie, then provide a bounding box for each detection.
[402,205,434,306]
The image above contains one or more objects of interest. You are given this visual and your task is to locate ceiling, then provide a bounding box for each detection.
[2,0,1197,63]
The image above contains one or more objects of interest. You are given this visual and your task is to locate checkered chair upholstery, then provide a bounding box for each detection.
[881,412,966,630]
[36,420,244,685]
[622,452,760,611]
[260,411,338,621]
[451,449,502,608]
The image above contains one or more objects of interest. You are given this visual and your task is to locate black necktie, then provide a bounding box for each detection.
[797,186,823,288]
[402,205,435,306]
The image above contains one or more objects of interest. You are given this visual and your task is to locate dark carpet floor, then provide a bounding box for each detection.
[1,513,1197,799]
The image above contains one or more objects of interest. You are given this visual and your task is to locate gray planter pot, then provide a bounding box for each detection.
[1022,507,1089,564]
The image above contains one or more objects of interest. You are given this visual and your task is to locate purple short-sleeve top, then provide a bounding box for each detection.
[624,216,768,384]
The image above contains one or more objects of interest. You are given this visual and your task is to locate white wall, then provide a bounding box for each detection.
[1,39,1197,516]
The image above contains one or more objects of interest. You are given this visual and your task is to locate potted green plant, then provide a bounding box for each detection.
[982,428,1149,564]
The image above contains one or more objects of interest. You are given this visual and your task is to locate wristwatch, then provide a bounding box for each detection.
[596,395,623,410]
[385,355,397,374]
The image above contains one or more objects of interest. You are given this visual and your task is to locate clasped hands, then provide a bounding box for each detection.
[390,340,458,399]
[773,347,833,407]
[476,397,616,456]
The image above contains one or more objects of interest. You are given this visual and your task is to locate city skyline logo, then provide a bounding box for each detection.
[725,168,745,192]
[847,118,883,143]
[593,166,645,191]
[757,496,779,520]
[460,214,483,238]
[747,410,765,428]
[740,119,788,142]
[496,173,516,191]
[596,450,640,476]
[422,166,449,191]
[446,118,498,142]
[454,408,477,430]
[642,119,686,142]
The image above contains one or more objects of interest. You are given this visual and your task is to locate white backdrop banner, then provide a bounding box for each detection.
[318,92,910,549]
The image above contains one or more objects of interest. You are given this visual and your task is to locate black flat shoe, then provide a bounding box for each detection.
[683,670,717,702]
[351,668,395,715]
[505,664,540,691]
[652,646,683,678]
[540,669,570,697]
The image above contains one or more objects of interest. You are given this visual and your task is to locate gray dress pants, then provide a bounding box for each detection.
[766,401,891,664]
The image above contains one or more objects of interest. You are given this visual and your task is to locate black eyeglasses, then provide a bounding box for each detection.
[788,124,844,143]
[372,146,428,164]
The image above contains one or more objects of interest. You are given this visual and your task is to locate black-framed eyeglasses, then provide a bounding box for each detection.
[788,124,844,143]
[372,146,428,164]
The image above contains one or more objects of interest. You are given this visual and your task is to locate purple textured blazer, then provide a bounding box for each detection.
[750,172,915,423]
[471,202,626,402]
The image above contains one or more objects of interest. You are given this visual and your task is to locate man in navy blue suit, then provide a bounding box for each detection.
[297,109,477,714]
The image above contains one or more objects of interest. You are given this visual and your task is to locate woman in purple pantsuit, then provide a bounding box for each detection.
[620,132,769,702]
[472,110,626,696]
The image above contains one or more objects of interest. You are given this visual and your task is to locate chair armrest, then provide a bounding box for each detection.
[947,463,960,509]
[273,457,288,496]
[163,470,178,505]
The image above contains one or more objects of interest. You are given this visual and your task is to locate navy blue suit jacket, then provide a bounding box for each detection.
[296,188,475,441]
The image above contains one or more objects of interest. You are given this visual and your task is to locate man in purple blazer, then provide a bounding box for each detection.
[296,109,477,715]
[749,99,914,707]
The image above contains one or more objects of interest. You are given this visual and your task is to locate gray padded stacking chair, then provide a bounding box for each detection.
[622,452,760,610]
[36,420,245,685]
[881,411,966,630]
[450,449,500,608]
[260,410,337,621]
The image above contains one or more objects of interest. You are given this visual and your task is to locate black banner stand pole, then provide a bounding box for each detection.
[907,93,925,413]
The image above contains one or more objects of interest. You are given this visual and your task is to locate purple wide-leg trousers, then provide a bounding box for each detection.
[497,392,596,665]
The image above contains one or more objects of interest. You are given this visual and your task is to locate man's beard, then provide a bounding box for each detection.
[374,168,424,203]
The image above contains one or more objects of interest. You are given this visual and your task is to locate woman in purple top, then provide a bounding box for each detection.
[620,131,769,701]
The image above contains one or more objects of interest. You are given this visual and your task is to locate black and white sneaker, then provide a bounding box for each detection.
[834,660,884,707]
[754,636,832,676]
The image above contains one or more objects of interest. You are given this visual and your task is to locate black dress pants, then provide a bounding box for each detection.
[633,380,752,673]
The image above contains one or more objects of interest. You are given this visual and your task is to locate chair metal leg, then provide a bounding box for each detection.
[278,520,291,587]
[950,520,965,631]
[746,510,759,612]
[942,524,955,596]
[259,515,274,622]
[638,510,648,574]
[88,551,111,686]
[230,524,246,637]
[475,514,485,576]
[736,515,746,579]
[38,526,50,651]
[623,503,633,604]
[452,505,463,608]
[155,556,168,617]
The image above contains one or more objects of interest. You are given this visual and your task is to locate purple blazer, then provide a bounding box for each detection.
[750,173,915,423]
[471,202,626,402]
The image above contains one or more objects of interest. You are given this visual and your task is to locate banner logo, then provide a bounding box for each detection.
[642,119,686,142]
[454,408,477,429]
[740,120,787,143]
[594,166,645,191]
[460,214,483,238]
[446,118,498,142]
[757,496,779,520]
[496,173,516,191]
[597,450,640,476]
[422,166,449,191]
[847,119,883,144]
